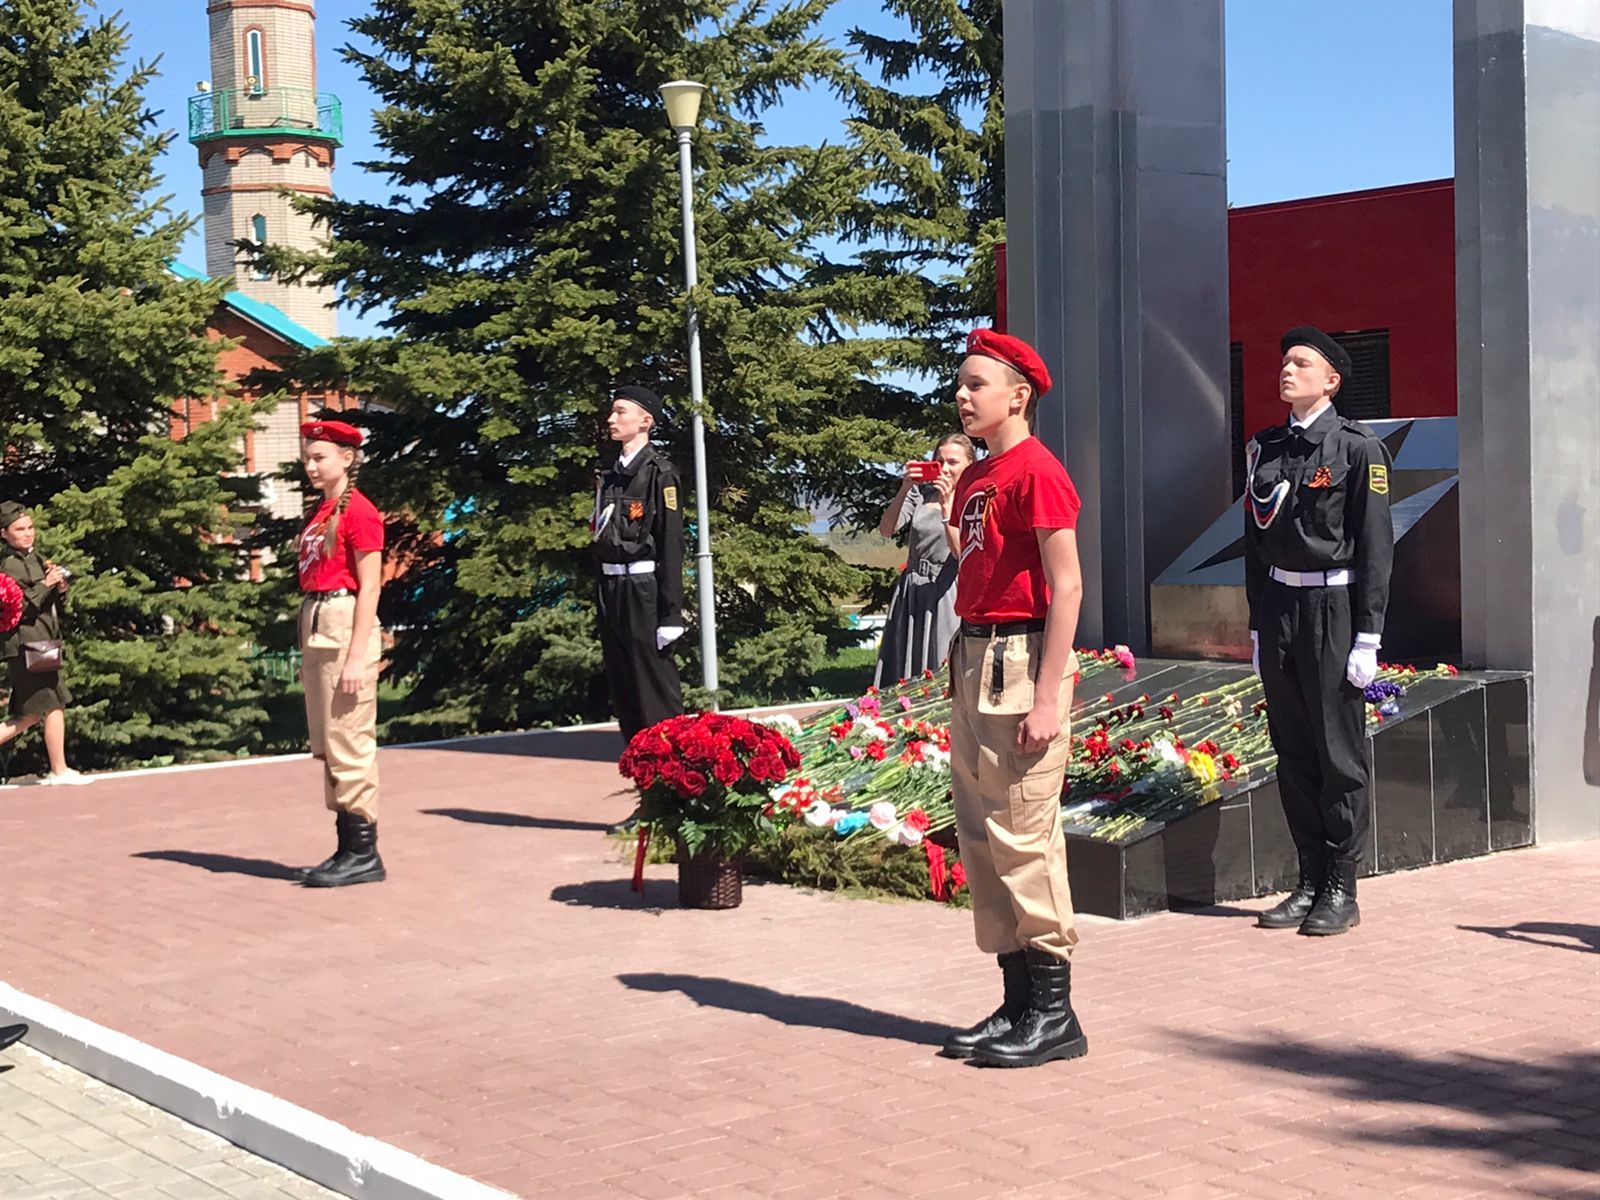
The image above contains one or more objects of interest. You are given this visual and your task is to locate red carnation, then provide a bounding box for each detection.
[904,808,931,833]
[950,862,967,890]
[864,742,886,762]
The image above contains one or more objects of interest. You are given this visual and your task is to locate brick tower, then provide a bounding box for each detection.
[189,0,341,339]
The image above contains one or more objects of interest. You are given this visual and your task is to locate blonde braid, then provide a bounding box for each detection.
[322,453,359,557]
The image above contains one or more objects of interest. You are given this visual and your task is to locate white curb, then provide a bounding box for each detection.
[0,983,521,1200]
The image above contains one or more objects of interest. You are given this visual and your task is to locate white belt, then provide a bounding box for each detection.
[601,560,656,576]
[1270,566,1352,588]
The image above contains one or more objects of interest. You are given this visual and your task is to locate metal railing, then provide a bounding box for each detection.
[188,87,342,144]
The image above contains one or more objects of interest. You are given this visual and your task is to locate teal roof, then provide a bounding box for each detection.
[171,262,329,349]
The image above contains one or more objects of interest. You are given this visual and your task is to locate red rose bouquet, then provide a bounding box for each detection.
[619,712,801,859]
[0,574,22,634]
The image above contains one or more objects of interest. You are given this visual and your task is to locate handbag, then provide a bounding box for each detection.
[22,640,63,674]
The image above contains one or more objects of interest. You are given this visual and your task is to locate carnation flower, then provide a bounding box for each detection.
[894,822,925,847]
[803,801,834,827]
[1113,644,1136,669]
[868,801,898,831]
[834,812,869,835]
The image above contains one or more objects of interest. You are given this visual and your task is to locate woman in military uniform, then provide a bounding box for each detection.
[594,386,685,744]
[0,501,90,785]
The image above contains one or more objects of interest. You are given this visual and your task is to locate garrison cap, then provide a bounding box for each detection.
[0,501,27,530]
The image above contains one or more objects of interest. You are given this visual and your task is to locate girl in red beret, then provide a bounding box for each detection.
[295,419,387,887]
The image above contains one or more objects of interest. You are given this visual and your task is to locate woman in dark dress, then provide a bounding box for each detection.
[0,502,90,785]
[873,434,976,686]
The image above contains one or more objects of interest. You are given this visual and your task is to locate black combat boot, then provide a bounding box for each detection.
[940,952,1029,1059]
[1257,850,1324,929]
[1299,859,1359,935]
[296,811,351,881]
[303,814,386,888]
[969,950,1089,1068]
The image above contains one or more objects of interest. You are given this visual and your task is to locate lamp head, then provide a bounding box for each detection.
[196,80,211,93]
[659,80,707,132]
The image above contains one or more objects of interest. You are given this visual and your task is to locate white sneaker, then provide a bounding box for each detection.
[41,769,93,787]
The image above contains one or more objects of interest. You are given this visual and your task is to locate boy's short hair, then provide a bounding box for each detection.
[995,361,1039,422]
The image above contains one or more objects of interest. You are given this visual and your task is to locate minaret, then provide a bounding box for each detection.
[190,0,340,338]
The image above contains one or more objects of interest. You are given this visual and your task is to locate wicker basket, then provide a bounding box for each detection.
[675,840,743,910]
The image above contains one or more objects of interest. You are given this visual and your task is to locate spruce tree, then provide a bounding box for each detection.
[843,0,1005,368]
[0,0,266,772]
[263,0,949,735]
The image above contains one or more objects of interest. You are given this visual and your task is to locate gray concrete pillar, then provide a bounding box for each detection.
[1003,0,1232,650]
[1455,0,1600,841]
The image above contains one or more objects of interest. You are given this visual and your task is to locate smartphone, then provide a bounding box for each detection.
[906,461,941,481]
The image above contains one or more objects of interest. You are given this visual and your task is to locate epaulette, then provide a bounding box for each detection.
[1338,416,1378,439]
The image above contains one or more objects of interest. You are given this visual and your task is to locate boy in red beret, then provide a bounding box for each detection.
[939,328,1089,1069]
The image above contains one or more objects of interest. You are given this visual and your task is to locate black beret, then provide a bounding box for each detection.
[613,385,666,427]
[0,501,28,530]
[1280,326,1353,392]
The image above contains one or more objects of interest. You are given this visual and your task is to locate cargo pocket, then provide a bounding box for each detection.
[975,635,1036,716]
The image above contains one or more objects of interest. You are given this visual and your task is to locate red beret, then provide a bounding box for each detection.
[965,328,1052,397]
[300,419,363,448]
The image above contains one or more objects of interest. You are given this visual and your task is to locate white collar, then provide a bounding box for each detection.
[1291,401,1335,430]
[617,445,645,469]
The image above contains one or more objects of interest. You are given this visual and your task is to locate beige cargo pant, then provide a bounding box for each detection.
[299,594,382,823]
[949,631,1079,961]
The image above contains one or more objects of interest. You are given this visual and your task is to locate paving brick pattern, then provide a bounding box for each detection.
[0,1043,338,1199]
[1,730,1596,1199]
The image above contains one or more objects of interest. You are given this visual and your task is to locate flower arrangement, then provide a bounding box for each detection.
[0,574,22,634]
[619,712,801,859]
[757,651,1459,902]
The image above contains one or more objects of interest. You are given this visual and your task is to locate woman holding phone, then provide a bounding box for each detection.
[873,433,977,686]
[0,501,89,785]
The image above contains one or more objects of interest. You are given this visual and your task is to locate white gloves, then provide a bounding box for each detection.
[1345,633,1381,688]
[655,625,685,651]
[1249,630,1260,677]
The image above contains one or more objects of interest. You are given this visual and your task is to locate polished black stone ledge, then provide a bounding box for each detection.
[1064,670,1532,920]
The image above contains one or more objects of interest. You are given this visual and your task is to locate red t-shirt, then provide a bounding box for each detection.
[950,436,1081,621]
[298,489,385,592]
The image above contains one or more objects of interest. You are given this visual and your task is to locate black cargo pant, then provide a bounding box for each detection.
[1258,581,1371,865]
[597,571,683,745]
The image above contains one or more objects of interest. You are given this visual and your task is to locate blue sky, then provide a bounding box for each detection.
[127,0,1453,339]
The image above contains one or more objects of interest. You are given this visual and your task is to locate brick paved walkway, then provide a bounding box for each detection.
[0,1042,337,1199]
[2,731,1597,1199]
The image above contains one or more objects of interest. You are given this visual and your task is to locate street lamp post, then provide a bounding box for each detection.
[659,79,719,703]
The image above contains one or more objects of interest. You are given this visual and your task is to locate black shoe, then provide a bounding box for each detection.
[969,950,1089,1068]
[303,815,386,888]
[1257,850,1324,929]
[1300,859,1360,936]
[296,811,351,881]
[940,952,1028,1059]
[0,1023,27,1052]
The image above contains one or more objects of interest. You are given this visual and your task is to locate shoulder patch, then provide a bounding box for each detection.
[663,485,678,512]
[1368,463,1389,495]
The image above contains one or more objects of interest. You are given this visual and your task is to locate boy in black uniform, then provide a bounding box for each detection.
[1245,327,1394,936]
[594,386,685,744]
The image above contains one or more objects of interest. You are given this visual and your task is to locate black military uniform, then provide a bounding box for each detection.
[594,393,686,744]
[1245,327,1393,936]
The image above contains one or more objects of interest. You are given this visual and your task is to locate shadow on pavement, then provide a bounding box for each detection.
[618,973,951,1046]
[1192,1032,1600,1174]
[423,807,612,833]
[549,878,675,911]
[396,729,623,762]
[133,850,299,881]
[1459,922,1600,954]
